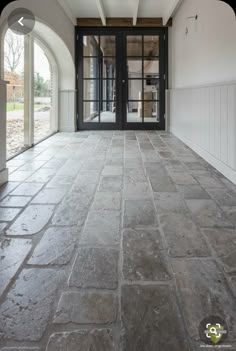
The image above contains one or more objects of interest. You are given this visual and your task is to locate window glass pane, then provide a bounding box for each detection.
[34,42,53,143]
[83,101,99,122]
[100,36,116,56]
[4,30,25,158]
[127,35,142,56]
[143,35,159,57]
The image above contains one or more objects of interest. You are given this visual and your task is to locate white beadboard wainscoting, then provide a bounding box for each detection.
[168,82,236,185]
[0,80,8,185]
[59,90,76,132]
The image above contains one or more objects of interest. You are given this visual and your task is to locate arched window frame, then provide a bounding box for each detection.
[1,25,59,157]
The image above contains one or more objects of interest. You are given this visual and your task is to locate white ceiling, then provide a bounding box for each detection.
[62,0,181,21]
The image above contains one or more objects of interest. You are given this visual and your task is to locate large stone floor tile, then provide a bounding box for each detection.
[185,199,234,228]
[203,228,236,272]
[26,168,56,183]
[9,171,35,182]
[0,208,21,222]
[154,192,187,213]
[28,227,77,265]
[172,259,236,341]
[0,183,20,200]
[168,171,198,185]
[123,200,158,228]
[124,168,147,183]
[0,196,31,208]
[81,210,120,245]
[98,176,122,192]
[123,182,152,200]
[45,175,75,189]
[0,223,7,234]
[120,285,190,351]
[46,329,114,351]
[69,247,118,289]
[147,167,177,192]
[193,171,225,189]
[0,348,40,351]
[207,188,236,207]
[92,192,121,210]
[102,166,123,176]
[160,213,210,257]
[52,195,90,226]
[31,189,66,204]
[11,183,44,196]
[0,268,65,341]
[6,205,54,236]
[123,229,170,281]
[177,184,210,200]
[54,292,117,324]
[0,238,31,296]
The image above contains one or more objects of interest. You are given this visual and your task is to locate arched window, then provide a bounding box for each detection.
[3,28,58,159]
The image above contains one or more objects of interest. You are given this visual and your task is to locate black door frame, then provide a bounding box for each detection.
[75,26,168,130]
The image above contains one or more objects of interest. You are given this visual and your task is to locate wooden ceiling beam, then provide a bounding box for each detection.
[76,17,172,27]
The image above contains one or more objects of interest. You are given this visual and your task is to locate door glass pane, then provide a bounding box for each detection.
[143,36,159,57]
[4,30,25,158]
[128,80,143,101]
[127,101,142,123]
[34,42,53,143]
[143,101,159,122]
[82,34,116,124]
[83,101,99,122]
[100,36,116,56]
[102,79,116,101]
[83,57,99,79]
[144,77,159,100]
[100,101,116,123]
[84,80,99,101]
[127,36,142,56]
[101,57,116,79]
[83,35,99,56]
[144,59,159,74]
[127,58,142,78]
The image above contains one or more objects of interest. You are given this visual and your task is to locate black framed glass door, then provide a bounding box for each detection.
[76,28,167,130]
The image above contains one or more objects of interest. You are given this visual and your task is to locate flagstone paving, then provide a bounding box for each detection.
[0,131,236,350]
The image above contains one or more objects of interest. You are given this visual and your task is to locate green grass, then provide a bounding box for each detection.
[7,103,48,112]
[7,103,24,112]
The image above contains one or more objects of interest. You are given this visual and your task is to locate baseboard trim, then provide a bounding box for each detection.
[170,130,236,186]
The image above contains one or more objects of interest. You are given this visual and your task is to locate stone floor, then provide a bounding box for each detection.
[0,131,236,351]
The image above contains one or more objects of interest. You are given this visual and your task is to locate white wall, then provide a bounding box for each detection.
[168,0,236,184]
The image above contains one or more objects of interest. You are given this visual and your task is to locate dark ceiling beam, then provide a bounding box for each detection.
[76,17,172,27]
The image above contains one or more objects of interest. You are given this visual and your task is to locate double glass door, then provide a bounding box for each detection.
[77,28,167,130]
